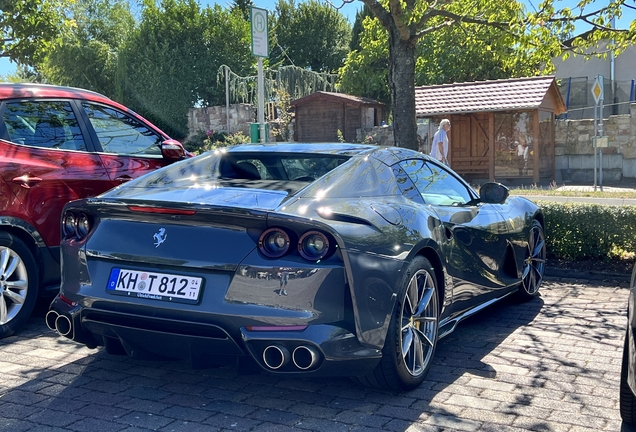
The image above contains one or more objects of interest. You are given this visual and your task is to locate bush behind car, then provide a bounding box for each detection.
[538,201,636,260]
[183,130,250,154]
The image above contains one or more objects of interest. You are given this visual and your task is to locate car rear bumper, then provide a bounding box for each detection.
[49,295,382,377]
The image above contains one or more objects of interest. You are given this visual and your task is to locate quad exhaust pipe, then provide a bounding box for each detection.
[261,344,320,371]
[56,314,72,336]
[262,345,290,370]
[47,297,98,349]
[45,310,72,337]
[45,310,58,332]
[292,345,319,370]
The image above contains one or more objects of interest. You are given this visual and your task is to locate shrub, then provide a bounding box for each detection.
[183,130,226,154]
[539,201,636,260]
[336,129,345,143]
[182,130,249,154]
[270,88,292,141]
[216,131,250,148]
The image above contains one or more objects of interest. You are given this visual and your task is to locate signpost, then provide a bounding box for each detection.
[250,7,269,143]
[592,75,605,191]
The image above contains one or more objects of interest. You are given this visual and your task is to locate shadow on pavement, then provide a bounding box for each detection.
[0,282,624,431]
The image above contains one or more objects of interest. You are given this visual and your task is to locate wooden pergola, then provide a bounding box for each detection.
[415,76,567,184]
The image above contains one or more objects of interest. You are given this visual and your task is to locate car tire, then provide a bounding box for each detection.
[518,220,546,301]
[357,256,439,390]
[621,329,636,424]
[0,232,38,338]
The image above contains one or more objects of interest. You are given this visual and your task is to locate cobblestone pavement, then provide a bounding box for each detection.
[0,277,633,432]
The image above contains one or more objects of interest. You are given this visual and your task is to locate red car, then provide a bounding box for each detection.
[0,83,189,337]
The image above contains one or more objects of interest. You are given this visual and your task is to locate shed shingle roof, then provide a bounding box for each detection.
[291,91,384,107]
[415,76,566,116]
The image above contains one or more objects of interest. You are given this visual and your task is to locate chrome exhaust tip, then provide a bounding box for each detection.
[292,345,319,370]
[45,311,59,332]
[262,345,290,370]
[55,314,73,337]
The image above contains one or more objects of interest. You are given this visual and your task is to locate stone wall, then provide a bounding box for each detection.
[555,103,636,183]
[187,104,255,139]
[356,125,395,146]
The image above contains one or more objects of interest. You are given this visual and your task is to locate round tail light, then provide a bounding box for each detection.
[63,213,76,238]
[298,231,330,261]
[259,228,290,258]
[77,213,90,239]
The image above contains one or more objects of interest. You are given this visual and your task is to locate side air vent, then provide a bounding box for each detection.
[316,210,375,227]
[501,244,518,278]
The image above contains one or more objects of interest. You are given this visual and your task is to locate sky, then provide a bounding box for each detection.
[1,0,634,77]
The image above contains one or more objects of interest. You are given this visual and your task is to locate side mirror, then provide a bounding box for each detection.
[160,139,186,161]
[479,182,509,204]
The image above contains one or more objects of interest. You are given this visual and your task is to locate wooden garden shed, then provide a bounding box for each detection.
[415,76,567,184]
[291,91,384,142]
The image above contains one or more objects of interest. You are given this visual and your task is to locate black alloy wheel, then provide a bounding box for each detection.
[357,256,439,390]
[519,220,546,300]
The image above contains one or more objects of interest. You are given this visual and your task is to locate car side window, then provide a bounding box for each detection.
[280,157,347,181]
[398,159,473,206]
[3,101,87,151]
[82,102,162,156]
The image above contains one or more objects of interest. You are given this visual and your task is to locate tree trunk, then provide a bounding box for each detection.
[388,27,417,150]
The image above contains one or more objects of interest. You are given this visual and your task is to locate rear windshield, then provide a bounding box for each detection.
[118,150,399,199]
[122,151,347,186]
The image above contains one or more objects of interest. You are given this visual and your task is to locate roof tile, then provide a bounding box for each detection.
[415,76,564,116]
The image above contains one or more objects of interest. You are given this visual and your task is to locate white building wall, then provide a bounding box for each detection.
[552,42,636,118]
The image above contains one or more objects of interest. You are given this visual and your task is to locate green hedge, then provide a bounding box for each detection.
[539,201,636,260]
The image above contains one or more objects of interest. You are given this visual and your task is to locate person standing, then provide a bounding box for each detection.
[278,268,289,296]
[430,119,450,166]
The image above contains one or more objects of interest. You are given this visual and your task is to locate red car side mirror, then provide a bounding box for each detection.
[160,139,187,160]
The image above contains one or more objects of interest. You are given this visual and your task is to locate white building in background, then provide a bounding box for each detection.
[552,42,636,119]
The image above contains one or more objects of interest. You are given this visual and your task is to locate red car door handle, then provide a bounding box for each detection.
[114,175,133,182]
[12,176,42,189]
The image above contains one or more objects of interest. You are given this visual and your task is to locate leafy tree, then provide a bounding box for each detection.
[339,17,390,105]
[118,0,253,138]
[36,0,135,97]
[230,0,253,20]
[271,0,351,72]
[415,21,546,85]
[197,6,253,106]
[341,0,635,150]
[340,5,544,106]
[350,5,372,52]
[2,64,44,83]
[0,0,71,64]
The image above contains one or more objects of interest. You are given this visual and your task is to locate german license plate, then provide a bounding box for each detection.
[107,268,202,304]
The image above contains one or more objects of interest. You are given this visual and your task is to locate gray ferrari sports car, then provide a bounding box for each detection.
[621,263,636,424]
[48,143,545,390]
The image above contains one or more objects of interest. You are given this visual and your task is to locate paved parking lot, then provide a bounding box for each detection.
[0,277,632,432]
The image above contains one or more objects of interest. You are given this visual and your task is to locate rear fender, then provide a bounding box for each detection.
[268,208,445,350]
[0,216,46,248]
[0,217,60,290]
